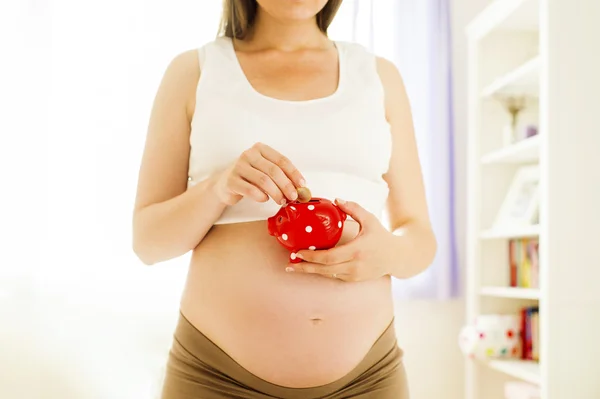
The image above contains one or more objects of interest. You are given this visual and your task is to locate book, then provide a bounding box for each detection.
[531,311,540,361]
[509,238,539,288]
[520,305,540,361]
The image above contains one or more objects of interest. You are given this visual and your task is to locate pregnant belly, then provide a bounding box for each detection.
[179,220,395,388]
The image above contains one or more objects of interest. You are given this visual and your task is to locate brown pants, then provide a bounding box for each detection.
[160,312,409,399]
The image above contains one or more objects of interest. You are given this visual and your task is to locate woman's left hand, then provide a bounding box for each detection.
[285,198,400,282]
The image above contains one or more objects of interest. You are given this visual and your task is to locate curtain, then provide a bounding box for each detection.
[351,0,459,300]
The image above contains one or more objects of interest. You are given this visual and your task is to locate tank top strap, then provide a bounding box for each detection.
[197,42,207,68]
[195,37,244,97]
[334,41,386,118]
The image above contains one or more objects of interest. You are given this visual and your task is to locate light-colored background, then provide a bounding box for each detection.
[393,2,492,398]
[0,0,493,398]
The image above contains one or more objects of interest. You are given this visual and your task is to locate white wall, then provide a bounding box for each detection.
[0,1,211,398]
[0,1,493,398]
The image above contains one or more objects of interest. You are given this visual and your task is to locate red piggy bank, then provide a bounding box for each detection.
[267,197,347,263]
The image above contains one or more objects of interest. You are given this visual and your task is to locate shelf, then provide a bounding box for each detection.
[487,359,540,385]
[466,0,539,39]
[480,286,540,300]
[481,56,541,98]
[481,135,541,164]
[480,225,540,239]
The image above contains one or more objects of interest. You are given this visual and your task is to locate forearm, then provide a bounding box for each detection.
[389,221,437,279]
[132,176,227,265]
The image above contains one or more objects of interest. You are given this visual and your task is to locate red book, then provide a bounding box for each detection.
[521,306,539,360]
[509,240,517,287]
[520,307,528,359]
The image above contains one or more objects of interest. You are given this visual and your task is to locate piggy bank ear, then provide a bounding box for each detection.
[337,206,347,221]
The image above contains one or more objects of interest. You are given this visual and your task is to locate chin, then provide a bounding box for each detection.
[257,0,329,22]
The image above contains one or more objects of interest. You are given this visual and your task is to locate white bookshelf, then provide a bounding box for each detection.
[480,134,541,164]
[487,359,541,385]
[480,286,540,300]
[479,224,540,240]
[464,1,600,399]
[481,56,541,99]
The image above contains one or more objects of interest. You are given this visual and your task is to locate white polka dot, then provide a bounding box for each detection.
[308,205,315,210]
[309,246,316,250]
[305,226,313,233]
[282,234,288,241]
[338,221,342,228]
[290,206,296,211]
[290,252,297,260]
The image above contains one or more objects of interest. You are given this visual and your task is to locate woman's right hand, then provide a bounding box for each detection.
[213,142,306,206]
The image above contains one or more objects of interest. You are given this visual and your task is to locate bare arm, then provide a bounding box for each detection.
[289,58,438,282]
[132,50,227,265]
[132,50,306,266]
[377,57,437,278]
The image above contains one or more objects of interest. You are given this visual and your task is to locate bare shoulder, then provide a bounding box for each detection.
[134,48,202,212]
[157,48,201,119]
[165,48,200,80]
[375,56,410,124]
[375,57,406,99]
[375,56,400,77]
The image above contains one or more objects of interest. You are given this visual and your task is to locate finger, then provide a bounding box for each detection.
[296,242,356,265]
[236,162,286,204]
[287,262,359,282]
[250,156,299,202]
[228,177,269,202]
[256,143,306,188]
[334,199,374,227]
[287,262,349,277]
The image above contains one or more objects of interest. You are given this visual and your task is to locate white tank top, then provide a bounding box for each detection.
[188,36,392,225]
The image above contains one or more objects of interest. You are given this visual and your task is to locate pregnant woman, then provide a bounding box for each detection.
[132,0,437,398]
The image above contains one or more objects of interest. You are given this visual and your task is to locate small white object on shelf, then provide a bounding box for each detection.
[492,165,540,229]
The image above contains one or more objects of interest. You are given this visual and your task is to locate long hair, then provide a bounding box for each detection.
[219,0,343,39]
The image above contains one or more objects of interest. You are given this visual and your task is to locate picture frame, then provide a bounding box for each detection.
[493,165,540,228]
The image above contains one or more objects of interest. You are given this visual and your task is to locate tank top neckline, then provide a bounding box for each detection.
[190,37,392,225]
[220,36,346,105]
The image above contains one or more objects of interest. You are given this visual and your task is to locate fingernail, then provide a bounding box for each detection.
[290,191,298,201]
[299,178,306,187]
[280,198,287,205]
[296,253,304,259]
[285,267,294,272]
[336,198,346,205]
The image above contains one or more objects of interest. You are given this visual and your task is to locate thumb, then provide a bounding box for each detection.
[335,198,373,226]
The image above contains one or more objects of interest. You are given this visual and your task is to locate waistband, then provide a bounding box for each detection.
[172,311,399,398]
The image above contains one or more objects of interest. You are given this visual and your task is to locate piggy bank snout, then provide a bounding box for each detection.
[267,215,278,236]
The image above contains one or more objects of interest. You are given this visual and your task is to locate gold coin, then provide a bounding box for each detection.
[296,187,312,203]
